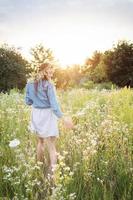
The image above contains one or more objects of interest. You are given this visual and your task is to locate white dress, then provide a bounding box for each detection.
[28,106,59,138]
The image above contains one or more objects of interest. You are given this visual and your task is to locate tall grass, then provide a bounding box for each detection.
[0,88,133,200]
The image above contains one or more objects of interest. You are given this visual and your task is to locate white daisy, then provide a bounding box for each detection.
[9,139,20,148]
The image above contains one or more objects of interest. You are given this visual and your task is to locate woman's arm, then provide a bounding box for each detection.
[47,83,63,118]
[25,83,33,105]
[47,82,74,128]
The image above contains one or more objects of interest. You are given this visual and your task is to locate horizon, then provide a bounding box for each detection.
[0,0,133,66]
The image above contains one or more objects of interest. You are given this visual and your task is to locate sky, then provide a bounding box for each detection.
[0,0,133,66]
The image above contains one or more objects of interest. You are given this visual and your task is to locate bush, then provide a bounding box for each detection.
[95,82,118,90]
[81,80,118,90]
[81,80,95,89]
[0,44,31,92]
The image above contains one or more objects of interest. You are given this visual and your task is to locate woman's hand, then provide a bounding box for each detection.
[62,116,74,129]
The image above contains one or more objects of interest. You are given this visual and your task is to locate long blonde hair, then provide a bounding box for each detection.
[34,63,51,95]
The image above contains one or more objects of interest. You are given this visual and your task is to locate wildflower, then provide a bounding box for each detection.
[88,172,92,176]
[97,177,103,184]
[91,149,97,155]
[90,138,97,146]
[64,166,70,171]
[69,171,74,176]
[9,139,20,148]
[76,110,85,116]
[130,168,133,172]
[69,192,76,199]
[62,150,68,155]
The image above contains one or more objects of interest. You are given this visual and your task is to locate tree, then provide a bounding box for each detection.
[89,61,108,83]
[104,41,133,87]
[0,44,30,92]
[82,51,106,83]
[29,44,60,83]
[83,51,103,74]
[30,44,56,72]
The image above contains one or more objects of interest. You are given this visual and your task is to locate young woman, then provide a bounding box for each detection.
[25,63,73,176]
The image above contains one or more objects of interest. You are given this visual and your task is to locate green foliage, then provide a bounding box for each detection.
[82,51,108,84]
[0,44,31,92]
[81,80,95,89]
[83,41,133,88]
[95,82,118,90]
[1,40,133,92]
[81,80,117,90]
[84,51,103,73]
[104,41,133,87]
[0,88,133,199]
[89,62,108,83]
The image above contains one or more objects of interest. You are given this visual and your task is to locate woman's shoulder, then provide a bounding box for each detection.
[27,78,34,84]
[25,79,35,89]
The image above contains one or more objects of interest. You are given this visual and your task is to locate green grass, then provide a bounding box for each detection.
[0,87,133,200]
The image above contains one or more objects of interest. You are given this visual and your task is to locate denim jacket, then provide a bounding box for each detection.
[25,79,63,118]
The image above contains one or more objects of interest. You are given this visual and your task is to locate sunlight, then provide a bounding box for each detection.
[4,10,131,67]
[8,13,131,68]
[20,28,115,67]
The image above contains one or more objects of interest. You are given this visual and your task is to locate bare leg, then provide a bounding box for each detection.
[37,137,45,162]
[46,136,58,174]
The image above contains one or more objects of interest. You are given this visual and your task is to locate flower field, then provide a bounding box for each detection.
[0,88,133,200]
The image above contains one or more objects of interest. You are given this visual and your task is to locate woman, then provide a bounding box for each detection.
[25,63,73,176]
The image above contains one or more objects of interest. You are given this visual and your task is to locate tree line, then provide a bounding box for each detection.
[0,40,133,92]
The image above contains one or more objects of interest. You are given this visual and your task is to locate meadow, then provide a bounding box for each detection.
[0,87,133,200]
